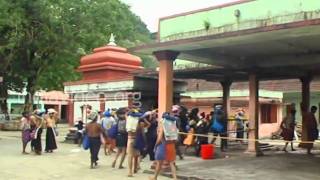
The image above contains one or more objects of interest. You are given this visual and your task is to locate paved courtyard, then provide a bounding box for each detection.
[0,129,173,180]
[1,127,320,180]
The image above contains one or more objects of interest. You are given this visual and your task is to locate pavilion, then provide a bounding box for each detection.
[131,0,320,155]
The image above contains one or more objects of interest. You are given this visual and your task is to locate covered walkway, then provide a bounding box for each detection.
[132,0,320,155]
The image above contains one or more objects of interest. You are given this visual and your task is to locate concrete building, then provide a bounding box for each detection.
[132,0,320,155]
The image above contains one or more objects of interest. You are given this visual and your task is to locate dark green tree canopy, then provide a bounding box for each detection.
[0,0,156,111]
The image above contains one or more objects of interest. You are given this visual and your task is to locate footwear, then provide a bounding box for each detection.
[111,161,116,168]
[119,166,125,169]
[282,148,288,152]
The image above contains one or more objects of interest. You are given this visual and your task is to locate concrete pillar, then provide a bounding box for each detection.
[153,50,179,118]
[221,80,232,118]
[300,76,312,145]
[247,73,263,156]
[58,104,62,120]
[153,50,179,171]
[99,94,105,113]
[220,80,232,149]
[67,99,74,126]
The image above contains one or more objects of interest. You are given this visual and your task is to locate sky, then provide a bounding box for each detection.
[121,0,239,32]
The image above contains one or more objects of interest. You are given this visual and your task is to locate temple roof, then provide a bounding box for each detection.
[75,34,143,82]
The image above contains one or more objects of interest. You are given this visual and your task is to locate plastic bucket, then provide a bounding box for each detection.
[201,144,215,160]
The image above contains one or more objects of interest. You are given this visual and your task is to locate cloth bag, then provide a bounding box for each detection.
[211,116,223,133]
[162,113,178,141]
[108,123,118,139]
[154,141,166,161]
[126,113,141,132]
[82,134,90,150]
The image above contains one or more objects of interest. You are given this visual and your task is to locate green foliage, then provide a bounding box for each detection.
[0,0,153,110]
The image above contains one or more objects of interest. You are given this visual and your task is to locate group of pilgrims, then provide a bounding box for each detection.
[79,104,234,179]
[20,108,58,155]
[19,103,319,180]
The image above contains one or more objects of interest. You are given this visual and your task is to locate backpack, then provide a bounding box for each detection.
[162,113,178,141]
[108,123,118,139]
[126,112,142,132]
[211,114,224,133]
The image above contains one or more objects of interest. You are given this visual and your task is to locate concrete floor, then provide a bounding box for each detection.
[1,126,319,180]
[0,129,173,180]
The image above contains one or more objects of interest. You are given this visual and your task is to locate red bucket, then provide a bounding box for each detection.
[201,144,215,160]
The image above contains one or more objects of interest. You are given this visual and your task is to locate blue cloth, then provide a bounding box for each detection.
[211,115,224,133]
[107,124,118,139]
[128,112,143,117]
[104,111,112,117]
[134,130,146,151]
[154,141,166,161]
[82,134,90,150]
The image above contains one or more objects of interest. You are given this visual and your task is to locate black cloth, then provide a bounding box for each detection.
[146,121,157,161]
[45,127,57,151]
[116,133,128,148]
[32,128,43,153]
[179,115,189,133]
[146,137,156,161]
[75,123,84,131]
[236,128,244,139]
[89,137,101,163]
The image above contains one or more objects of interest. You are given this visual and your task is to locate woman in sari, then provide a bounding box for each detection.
[21,112,31,154]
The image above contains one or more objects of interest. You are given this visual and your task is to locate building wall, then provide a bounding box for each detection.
[159,0,320,41]
[6,95,44,114]
[83,70,132,81]
[283,91,320,123]
[259,105,282,138]
[73,101,100,123]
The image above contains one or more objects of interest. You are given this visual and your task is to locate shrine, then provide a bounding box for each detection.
[64,34,186,125]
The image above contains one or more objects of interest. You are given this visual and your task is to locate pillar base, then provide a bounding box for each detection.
[245,149,264,157]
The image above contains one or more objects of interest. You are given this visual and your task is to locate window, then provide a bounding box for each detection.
[260,104,278,123]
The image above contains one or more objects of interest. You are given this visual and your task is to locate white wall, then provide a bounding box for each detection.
[74,101,100,123]
[105,100,128,110]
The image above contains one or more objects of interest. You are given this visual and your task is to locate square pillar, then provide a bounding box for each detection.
[67,99,74,126]
[220,80,232,149]
[300,76,312,145]
[58,104,62,120]
[221,80,232,118]
[153,51,179,117]
[247,73,263,156]
[99,94,105,113]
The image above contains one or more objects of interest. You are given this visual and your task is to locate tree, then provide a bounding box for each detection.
[0,0,25,116]
[0,0,153,112]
